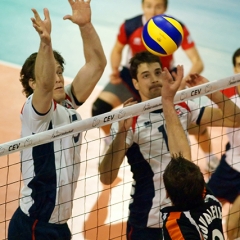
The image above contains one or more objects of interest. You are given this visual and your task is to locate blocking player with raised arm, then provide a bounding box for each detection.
[160,67,224,239]
[8,1,106,239]
[92,0,218,173]
[207,48,240,240]
[91,0,204,145]
[99,51,240,240]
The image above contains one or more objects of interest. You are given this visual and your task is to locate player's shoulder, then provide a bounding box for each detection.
[125,14,143,24]
[124,15,143,37]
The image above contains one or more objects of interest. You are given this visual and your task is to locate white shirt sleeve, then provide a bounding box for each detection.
[21,94,54,134]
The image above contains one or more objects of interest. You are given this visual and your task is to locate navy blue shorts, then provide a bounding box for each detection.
[127,221,162,240]
[207,154,240,203]
[8,207,71,240]
[103,66,141,102]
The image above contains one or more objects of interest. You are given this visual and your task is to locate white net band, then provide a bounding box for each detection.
[0,73,240,156]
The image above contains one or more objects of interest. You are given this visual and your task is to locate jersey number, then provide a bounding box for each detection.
[212,229,224,240]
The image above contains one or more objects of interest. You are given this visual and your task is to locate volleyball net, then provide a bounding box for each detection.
[1,73,240,239]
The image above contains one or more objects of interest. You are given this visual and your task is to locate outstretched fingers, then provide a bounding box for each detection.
[123,98,138,108]
[43,8,50,21]
[31,8,51,44]
[31,8,41,21]
[171,65,183,84]
[67,0,91,7]
[63,14,72,21]
[64,0,91,25]
[161,67,172,82]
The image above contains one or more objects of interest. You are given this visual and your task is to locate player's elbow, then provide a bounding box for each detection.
[194,58,204,73]
[99,172,115,185]
[191,55,204,74]
[98,49,107,70]
[233,120,240,128]
[98,165,115,185]
[94,57,107,78]
[199,60,204,73]
[100,55,107,70]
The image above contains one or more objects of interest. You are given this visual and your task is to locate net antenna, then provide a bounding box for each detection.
[1,73,240,156]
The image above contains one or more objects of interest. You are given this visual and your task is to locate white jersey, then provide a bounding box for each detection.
[20,84,82,224]
[111,101,202,228]
[225,94,240,171]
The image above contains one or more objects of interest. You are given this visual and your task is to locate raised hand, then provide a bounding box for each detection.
[185,73,209,87]
[110,70,122,84]
[161,65,184,101]
[63,0,91,27]
[118,98,137,132]
[31,8,51,45]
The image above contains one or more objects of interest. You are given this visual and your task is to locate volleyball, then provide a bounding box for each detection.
[142,14,183,57]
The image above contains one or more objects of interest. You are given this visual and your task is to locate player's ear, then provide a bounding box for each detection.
[28,78,36,90]
[132,78,139,91]
[237,85,240,95]
[234,66,237,74]
[165,190,169,199]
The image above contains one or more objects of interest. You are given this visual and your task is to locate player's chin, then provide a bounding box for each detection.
[53,92,65,103]
[150,89,161,99]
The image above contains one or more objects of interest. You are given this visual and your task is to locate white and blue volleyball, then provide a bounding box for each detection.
[142,14,183,57]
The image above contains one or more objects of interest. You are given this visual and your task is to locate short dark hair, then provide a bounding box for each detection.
[142,0,168,8]
[232,48,240,67]
[163,154,205,209]
[129,51,162,80]
[20,50,65,97]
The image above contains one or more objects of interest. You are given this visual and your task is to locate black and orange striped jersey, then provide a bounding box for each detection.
[160,189,224,240]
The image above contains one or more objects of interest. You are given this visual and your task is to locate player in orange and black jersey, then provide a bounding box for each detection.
[98,51,239,240]
[161,66,224,239]
[162,166,224,239]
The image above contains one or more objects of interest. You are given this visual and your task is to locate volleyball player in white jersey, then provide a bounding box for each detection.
[208,48,240,240]
[8,1,106,239]
[99,51,240,240]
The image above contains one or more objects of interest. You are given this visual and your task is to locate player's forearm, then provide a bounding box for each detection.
[99,130,127,185]
[80,22,106,71]
[184,47,204,78]
[163,98,191,160]
[208,91,240,126]
[110,47,122,73]
[184,61,204,82]
[35,42,55,91]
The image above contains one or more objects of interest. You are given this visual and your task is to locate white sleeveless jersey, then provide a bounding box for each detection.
[225,94,240,171]
[20,84,82,224]
[111,101,202,228]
